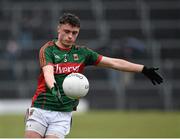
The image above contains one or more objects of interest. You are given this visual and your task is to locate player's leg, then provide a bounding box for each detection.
[25,119,46,138]
[25,130,42,138]
[45,111,72,138]
[45,131,64,138]
[24,108,47,138]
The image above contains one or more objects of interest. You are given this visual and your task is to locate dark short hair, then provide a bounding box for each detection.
[59,13,80,27]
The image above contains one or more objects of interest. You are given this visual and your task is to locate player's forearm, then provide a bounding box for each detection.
[112,59,144,72]
[44,72,56,89]
[42,65,56,89]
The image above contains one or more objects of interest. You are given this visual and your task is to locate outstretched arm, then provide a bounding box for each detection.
[97,56,163,85]
[97,56,144,72]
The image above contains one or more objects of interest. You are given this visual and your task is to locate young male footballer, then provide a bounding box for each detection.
[25,13,163,138]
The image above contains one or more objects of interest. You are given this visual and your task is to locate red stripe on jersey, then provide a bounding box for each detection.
[39,41,54,67]
[54,62,85,74]
[31,72,46,106]
[94,55,103,65]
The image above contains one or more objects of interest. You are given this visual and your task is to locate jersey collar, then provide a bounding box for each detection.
[54,40,73,51]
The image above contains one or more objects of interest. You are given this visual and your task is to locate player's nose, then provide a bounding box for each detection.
[68,33,73,39]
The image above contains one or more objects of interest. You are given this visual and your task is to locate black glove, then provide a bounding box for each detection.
[142,66,163,85]
[51,83,62,102]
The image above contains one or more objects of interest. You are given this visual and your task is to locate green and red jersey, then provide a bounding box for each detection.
[31,40,102,112]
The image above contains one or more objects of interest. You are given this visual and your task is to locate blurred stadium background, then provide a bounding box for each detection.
[0,0,180,137]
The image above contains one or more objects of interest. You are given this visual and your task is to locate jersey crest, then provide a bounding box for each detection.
[73,54,79,61]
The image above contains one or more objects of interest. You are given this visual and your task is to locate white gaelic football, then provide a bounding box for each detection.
[62,73,89,99]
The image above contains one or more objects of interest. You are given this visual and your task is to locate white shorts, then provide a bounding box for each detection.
[25,107,72,138]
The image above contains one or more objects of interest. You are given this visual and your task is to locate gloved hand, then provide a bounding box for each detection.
[142,66,163,85]
[51,83,62,102]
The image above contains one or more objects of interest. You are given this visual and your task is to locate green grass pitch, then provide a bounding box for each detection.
[0,110,180,138]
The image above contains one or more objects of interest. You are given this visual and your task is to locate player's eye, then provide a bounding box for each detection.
[64,30,70,34]
[72,31,78,35]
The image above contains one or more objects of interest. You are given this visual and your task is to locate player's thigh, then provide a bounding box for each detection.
[24,108,47,137]
[25,120,47,138]
[25,130,42,138]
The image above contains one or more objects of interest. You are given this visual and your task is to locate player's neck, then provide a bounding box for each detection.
[55,41,72,50]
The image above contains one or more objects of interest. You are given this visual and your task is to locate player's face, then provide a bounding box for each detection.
[57,23,80,48]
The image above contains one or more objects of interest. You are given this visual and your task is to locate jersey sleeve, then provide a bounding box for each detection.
[39,43,54,68]
[84,47,102,66]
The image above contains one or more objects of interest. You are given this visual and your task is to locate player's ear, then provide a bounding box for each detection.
[57,25,61,33]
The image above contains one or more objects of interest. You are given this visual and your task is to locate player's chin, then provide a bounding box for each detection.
[63,42,74,47]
